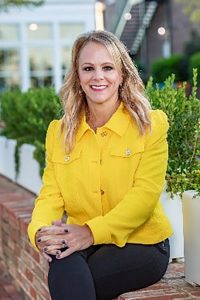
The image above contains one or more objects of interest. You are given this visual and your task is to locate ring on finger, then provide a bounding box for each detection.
[62,241,68,248]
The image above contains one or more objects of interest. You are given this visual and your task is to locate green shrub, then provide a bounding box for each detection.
[189,52,200,84]
[0,87,62,176]
[146,69,200,195]
[151,54,188,83]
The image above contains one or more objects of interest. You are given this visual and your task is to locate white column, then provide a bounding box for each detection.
[53,22,62,93]
[20,23,30,91]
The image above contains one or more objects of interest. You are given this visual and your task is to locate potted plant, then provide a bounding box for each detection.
[182,190,200,285]
[0,87,62,193]
[146,69,200,261]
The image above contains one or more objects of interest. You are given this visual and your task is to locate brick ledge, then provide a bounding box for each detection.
[0,176,50,300]
[1,176,200,300]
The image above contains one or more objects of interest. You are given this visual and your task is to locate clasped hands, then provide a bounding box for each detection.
[36,220,94,262]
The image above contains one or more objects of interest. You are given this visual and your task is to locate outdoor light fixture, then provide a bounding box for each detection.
[124,12,132,21]
[157,26,166,36]
[29,23,38,31]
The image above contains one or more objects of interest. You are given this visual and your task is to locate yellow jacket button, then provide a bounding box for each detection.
[101,131,107,137]
[125,149,132,156]
[101,189,105,195]
[65,155,70,162]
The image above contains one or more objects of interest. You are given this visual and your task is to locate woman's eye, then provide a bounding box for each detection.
[83,66,93,71]
[103,66,113,71]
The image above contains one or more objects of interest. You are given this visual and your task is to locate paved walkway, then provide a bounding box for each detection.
[0,176,200,299]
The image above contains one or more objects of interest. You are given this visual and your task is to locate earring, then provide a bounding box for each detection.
[79,88,84,97]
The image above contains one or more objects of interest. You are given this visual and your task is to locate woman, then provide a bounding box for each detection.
[28,30,173,300]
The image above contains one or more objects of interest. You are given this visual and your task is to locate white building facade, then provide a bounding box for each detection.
[0,0,96,92]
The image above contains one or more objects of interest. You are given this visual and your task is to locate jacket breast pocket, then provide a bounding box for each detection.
[109,143,144,181]
[51,149,83,214]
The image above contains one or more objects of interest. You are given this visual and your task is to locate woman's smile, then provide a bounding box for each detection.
[90,84,108,91]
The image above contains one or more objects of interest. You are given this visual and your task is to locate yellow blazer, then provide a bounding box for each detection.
[28,104,173,249]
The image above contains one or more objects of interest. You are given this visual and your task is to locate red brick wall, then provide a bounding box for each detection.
[0,178,50,300]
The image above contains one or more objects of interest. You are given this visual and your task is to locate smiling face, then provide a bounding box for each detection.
[78,41,123,109]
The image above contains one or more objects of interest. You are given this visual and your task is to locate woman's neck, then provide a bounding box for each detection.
[86,100,120,132]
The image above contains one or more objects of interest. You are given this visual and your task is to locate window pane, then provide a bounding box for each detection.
[0,49,20,91]
[29,47,53,88]
[0,24,19,41]
[27,24,52,40]
[60,23,84,40]
[0,74,20,92]
[0,49,19,72]
[31,75,52,88]
[61,47,71,75]
[29,47,53,72]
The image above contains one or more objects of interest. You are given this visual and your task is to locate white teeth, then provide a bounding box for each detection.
[91,85,107,90]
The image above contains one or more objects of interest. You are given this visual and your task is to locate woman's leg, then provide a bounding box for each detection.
[48,249,97,300]
[88,240,170,300]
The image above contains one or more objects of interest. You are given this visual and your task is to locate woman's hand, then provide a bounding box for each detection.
[35,221,94,260]
[56,224,94,259]
[35,220,68,261]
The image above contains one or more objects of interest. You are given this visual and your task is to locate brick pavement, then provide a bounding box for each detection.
[0,175,200,300]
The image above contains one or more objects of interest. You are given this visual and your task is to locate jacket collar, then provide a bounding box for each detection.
[76,102,131,142]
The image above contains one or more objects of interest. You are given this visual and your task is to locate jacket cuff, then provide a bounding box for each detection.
[85,216,111,245]
[27,221,48,251]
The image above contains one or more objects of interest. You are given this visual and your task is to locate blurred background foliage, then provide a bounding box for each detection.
[0,0,44,11]
[0,87,62,175]
[150,30,200,84]
[176,0,200,23]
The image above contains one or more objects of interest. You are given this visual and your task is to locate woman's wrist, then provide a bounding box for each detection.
[83,224,94,244]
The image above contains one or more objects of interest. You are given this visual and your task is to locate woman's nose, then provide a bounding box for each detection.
[93,69,104,79]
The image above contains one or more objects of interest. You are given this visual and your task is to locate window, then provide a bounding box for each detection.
[27,23,52,40]
[0,21,87,90]
[0,24,19,41]
[60,23,84,42]
[27,23,53,87]
[60,23,84,80]
[0,24,20,91]
[0,49,20,91]
[29,47,53,88]
[61,47,71,78]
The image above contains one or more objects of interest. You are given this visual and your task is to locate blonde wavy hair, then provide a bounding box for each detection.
[60,30,151,152]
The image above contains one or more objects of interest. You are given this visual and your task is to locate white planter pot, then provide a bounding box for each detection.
[0,137,42,195]
[182,190,200,286]
[16,143,42,194]
[0,138,17,181]
[0,136,7,175]
[161,191,184,259]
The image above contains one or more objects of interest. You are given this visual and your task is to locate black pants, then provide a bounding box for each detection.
[48,240,170,300]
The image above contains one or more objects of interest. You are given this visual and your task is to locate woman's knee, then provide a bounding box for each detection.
[48,252,85,282]
[87,243,170,299]
[48,253,97,300]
